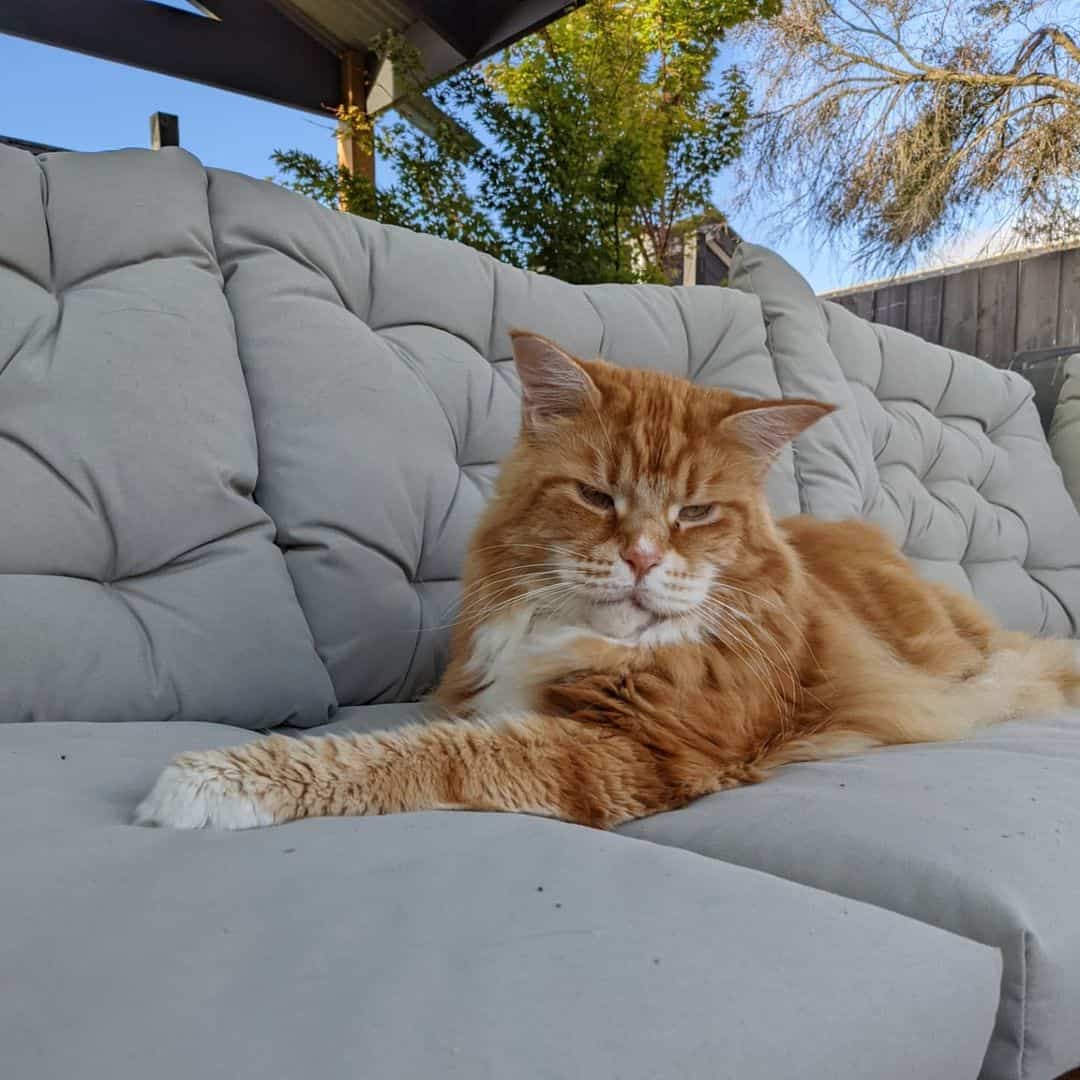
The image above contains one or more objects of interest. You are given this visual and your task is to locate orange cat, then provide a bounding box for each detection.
[135,332,1080,830]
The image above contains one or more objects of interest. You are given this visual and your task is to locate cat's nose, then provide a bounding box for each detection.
[620,539,663,580]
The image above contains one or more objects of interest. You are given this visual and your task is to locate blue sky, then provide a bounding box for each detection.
[0,31,865,292]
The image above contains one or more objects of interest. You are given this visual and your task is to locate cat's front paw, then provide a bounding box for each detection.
[134,752,276,831]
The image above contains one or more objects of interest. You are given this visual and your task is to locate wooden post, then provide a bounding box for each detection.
[150,112,179,149]
[336,49,373,208]
[682,230,698,286]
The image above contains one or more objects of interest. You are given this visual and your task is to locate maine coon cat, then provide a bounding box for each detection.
[136,331,1080,830]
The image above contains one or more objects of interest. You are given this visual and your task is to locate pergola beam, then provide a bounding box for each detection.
[1,1,589,121]
[397,0,516,61]
[1,0,587,175]
[398,1,587,65]
[0,0,341,114]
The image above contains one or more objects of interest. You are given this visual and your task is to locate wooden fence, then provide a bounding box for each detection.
[825,244,1080,369]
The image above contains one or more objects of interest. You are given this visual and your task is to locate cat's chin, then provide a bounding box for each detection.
[585,598,662,639]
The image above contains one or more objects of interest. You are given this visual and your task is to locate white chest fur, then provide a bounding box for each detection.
[463,605,701,718]
[465,609,582,716]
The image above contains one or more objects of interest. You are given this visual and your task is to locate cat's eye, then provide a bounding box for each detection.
[678,503,715,523]
[577,483,615,511]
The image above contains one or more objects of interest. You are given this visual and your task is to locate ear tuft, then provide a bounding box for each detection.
[717,398,836,467]
[510,330,599,426]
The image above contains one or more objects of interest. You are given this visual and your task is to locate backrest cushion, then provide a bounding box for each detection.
[732,242,1080,636]
[0,147,335,725]
[208,170,857,707]
[1050,353,1080,513]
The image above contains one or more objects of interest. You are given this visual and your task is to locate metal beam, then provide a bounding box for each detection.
[0,0,341,114]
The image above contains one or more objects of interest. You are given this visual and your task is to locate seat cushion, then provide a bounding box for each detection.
[622,713,1080,1080]
[0,721,1001,1080]
[0,146,335,726]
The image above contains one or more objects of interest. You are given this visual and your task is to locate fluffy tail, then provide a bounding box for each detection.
[760,636,1080,771]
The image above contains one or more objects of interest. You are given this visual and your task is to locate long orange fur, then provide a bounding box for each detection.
[135,332,1080,830]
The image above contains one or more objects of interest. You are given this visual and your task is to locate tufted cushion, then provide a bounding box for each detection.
[731,243,1080,637]
[1050,353,1080,513]
[0,147,336,725]
[206,170,872,708]
[6,149,1077,724]
[727,243,879,520]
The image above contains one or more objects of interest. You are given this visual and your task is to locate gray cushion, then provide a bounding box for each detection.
[0,146,335,726]
[622,712,1080,1080]
[731,243,1080,637]
[0,720,1002,1080]
[725,242,878,520]
[206,169,831,708]
[1050,353,1080,512]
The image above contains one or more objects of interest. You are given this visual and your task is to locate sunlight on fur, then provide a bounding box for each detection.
[135,331,1080,830]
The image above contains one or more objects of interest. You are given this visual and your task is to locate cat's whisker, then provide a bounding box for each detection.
[695,602,789,719]
[459,587,566,625]
[459,563,569,585]
[721,616,827,718]
[721,612,800,711]
[468,542,581,561]
[706,588,827,713]
[715,582,826,678]
[458,565,595,595]
[455,580,589,629]
[445,569,574,617]
[696,618,785,719]
[423,573,581,634]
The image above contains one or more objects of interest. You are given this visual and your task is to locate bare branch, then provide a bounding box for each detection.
[740,0,1080,269]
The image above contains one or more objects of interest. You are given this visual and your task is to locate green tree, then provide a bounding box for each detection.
[273,0,777,284]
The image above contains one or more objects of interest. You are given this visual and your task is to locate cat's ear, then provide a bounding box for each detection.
[510,330,599,427]
[716,398,836,468]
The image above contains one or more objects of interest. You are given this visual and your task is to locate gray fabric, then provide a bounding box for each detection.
[0,721,1002,1080]
[727,242,879,520]
[289,700,440,736]
[731,242,1080,637]
[206,169,813,708]
[1050,353,1080,512]
[0,146,335,726]
[11,144,1080,1077]
[828,302,1080,636]
[622,712,1080,1080]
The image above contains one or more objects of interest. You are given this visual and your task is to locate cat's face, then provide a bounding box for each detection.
[474,333,834,641]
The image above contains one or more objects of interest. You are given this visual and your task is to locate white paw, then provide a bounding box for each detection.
[134,758,275,831]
